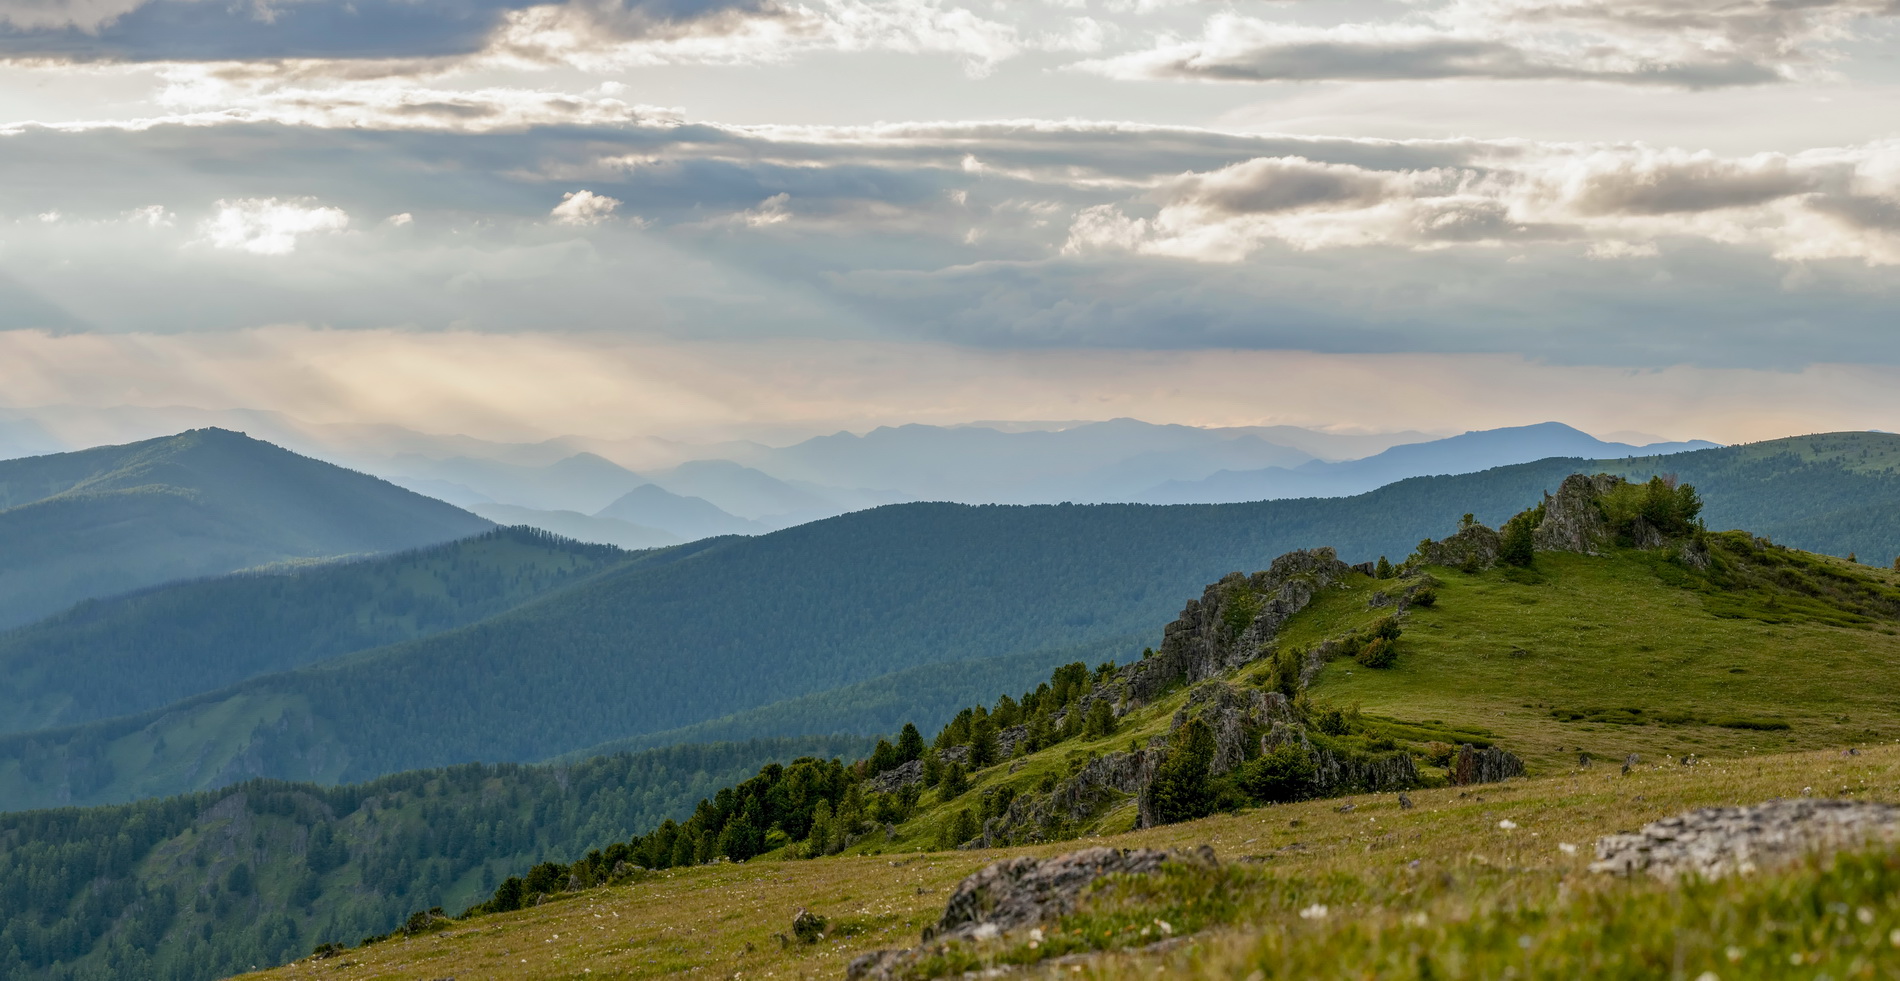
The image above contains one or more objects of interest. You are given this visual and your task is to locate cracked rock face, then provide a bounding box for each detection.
[1591,798,1900,881]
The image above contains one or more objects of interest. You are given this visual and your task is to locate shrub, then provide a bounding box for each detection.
[938,762,970,800]
[1354,636,1397,669]
[1237,744,1316,804]
[1409,587,1437,608]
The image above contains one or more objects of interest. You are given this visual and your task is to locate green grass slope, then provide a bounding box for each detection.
[0,429,493,628]
[0,734,877,981]
[236,743,1900,981]
[0,526,638,735]
[8,433,1900,813]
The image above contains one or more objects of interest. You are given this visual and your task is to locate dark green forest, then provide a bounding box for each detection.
[0,428,491,629]
[0,735,874,981]
[11,433,1900,811]
[0,526,636,734]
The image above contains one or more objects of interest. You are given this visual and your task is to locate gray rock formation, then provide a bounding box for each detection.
[1533,473,1619,554]
[846,846,1201,981]
[1450,744,1526,785]
[1591,798,1900,881]
[1124,548,1352,704]
[1170,681,1292,776]
[868,759,922,794]
[1415,523,1501,570]
[1312,744,1421,795]
[979,746,1162,845]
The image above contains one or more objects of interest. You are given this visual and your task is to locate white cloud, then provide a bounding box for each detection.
[36,210,61,223]
[385,212,414,226]
[198,197,350,254]
[550,189,621,224]
[741,192,791,227]
[123,204,172,226]
[1074,0,1900,88]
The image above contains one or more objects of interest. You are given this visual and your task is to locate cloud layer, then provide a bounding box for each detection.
[1079,0,1900,88]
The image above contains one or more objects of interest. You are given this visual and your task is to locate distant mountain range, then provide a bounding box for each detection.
[0,406,1717,549]
[1,429,1893,812]
[1141,421,1719,503]
[0,429,491,629]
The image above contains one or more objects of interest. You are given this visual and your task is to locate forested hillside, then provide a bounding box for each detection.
[7,433,1900,812]
[0,527,637,734]
[0,429,492,628]
[0,735,875,981]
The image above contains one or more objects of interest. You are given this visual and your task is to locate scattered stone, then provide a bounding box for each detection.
[1336,803,1356,814]
[846,847,1204,980]
[1578,753,1592,769]
[1622,753,1640,776]
[1450,745,1526,786]
[1591,798,1900,881]
[1398,793,1414,810]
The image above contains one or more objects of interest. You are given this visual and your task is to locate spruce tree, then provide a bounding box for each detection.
[896,723,924,762]
[1147,719,1216,825]
[1084,698,1116,739]
[968,718,999,769]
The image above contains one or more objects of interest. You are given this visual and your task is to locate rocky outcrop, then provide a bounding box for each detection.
[868,759,923,794]
[1591,798,1900,881]
[1125,549,1352,704]
[1311,744,1421,795]
[1415,523,1501,570]
[846,847,1202,981]
[1533,473,1619,554]
[1450,744,1526,785]
[979,746,1161,846]
[1170,681,1292,776]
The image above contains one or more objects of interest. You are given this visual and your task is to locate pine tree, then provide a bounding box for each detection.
[896,723,924,762]
[968,718,999,769]
[1084,698,1116,739]
[1146,719,1216,825]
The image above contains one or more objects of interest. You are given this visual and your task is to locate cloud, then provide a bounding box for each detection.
[198,197,349,253]
[0,0,791,62]
[549,188,621,223]
[1063,141,1900,264]
[0,0,1050,77]
[1075,1,1900,88]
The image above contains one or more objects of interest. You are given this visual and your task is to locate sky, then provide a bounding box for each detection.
[3,0,1899,445]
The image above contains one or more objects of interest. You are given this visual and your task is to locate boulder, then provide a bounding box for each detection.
[847,847,1203,980]
[1591,798,1900,881]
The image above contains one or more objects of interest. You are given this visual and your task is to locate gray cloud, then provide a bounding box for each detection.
[0,0,777,61]
[2,116,1898,368]
[1567,154,1822,216]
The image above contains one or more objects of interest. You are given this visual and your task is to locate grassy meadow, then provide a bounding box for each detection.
[235,742,1900,981]
[232,538,1900,981]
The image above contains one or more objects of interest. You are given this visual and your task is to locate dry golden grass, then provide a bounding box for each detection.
[239,742,1900,981]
